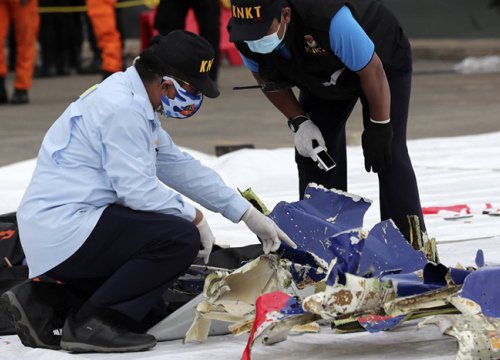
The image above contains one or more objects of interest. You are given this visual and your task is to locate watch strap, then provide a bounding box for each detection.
[288,114,310,133]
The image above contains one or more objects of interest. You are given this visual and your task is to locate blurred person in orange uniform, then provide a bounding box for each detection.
[86,0,121,79]
[0,0,39,105]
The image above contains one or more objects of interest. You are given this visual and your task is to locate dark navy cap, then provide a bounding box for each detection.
[140,30,219,98]
[229,0,285,42]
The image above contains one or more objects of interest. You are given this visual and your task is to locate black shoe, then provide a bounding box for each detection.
[0,89,7,104]
[10,89,29,105]
[0,280,68,349]
[60,313,157,353]
[35,65,58,78]
[78,58,102,75]
[57,64,72,76]
[0,77,7,104]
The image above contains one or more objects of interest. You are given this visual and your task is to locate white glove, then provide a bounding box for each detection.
[242,207,297,254]
[196,217,215,264]
[294,119,327,161]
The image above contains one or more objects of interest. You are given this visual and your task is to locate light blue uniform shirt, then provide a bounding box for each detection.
[241,6,375,72]
[18,66,251,278]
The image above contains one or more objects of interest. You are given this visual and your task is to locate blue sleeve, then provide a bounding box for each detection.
[156,128,251,223]
[329,6,375,72]
[240,52,260,73]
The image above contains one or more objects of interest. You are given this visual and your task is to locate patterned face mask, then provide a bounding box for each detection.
[160,76,203,119]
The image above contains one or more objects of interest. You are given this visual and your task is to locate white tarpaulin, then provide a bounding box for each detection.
[1,131,499,359]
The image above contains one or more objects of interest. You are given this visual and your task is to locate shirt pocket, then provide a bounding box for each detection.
[44,103,82,166]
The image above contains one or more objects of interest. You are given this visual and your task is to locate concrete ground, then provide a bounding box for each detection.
[1,46,500,166]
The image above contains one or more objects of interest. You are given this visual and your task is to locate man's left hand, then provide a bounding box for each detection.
[196,217,215,264]
[362,121,393,172]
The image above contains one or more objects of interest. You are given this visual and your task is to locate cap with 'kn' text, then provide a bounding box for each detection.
[139,30,219,98]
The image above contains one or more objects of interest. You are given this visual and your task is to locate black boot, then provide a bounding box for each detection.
[0,280,68,349]
[0,77,7,104]
[35,64,58,78]
[10,89,29,105]
[60,306,157,353]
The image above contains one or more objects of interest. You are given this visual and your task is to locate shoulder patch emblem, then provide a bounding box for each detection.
[79,84,98,99]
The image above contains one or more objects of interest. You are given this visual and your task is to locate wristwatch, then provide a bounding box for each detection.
[287,115,310,133]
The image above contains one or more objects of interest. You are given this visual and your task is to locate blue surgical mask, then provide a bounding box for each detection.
[245,21,286,54]
[161,76,203,119]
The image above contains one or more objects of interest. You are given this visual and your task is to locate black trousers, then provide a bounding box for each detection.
[154,0,220,81]
[297,49,425,241]
[46,205,200,325]
[38,0,83,73]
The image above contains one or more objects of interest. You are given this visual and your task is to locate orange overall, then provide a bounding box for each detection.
[87,0,121,73]
[0,0,39,90]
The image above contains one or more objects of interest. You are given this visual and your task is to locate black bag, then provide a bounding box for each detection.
[0,212,29,335]
[163,244,263,313]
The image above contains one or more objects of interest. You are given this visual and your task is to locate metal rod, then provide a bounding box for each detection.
[232,85,263,90]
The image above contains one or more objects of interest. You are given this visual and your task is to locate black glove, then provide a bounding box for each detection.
[362,121,393,173]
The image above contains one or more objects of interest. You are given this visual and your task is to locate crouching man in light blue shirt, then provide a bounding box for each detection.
[6,30,295,353]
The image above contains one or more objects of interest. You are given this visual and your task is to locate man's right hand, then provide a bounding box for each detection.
[242,207,297,254]
[294,119,327,161]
